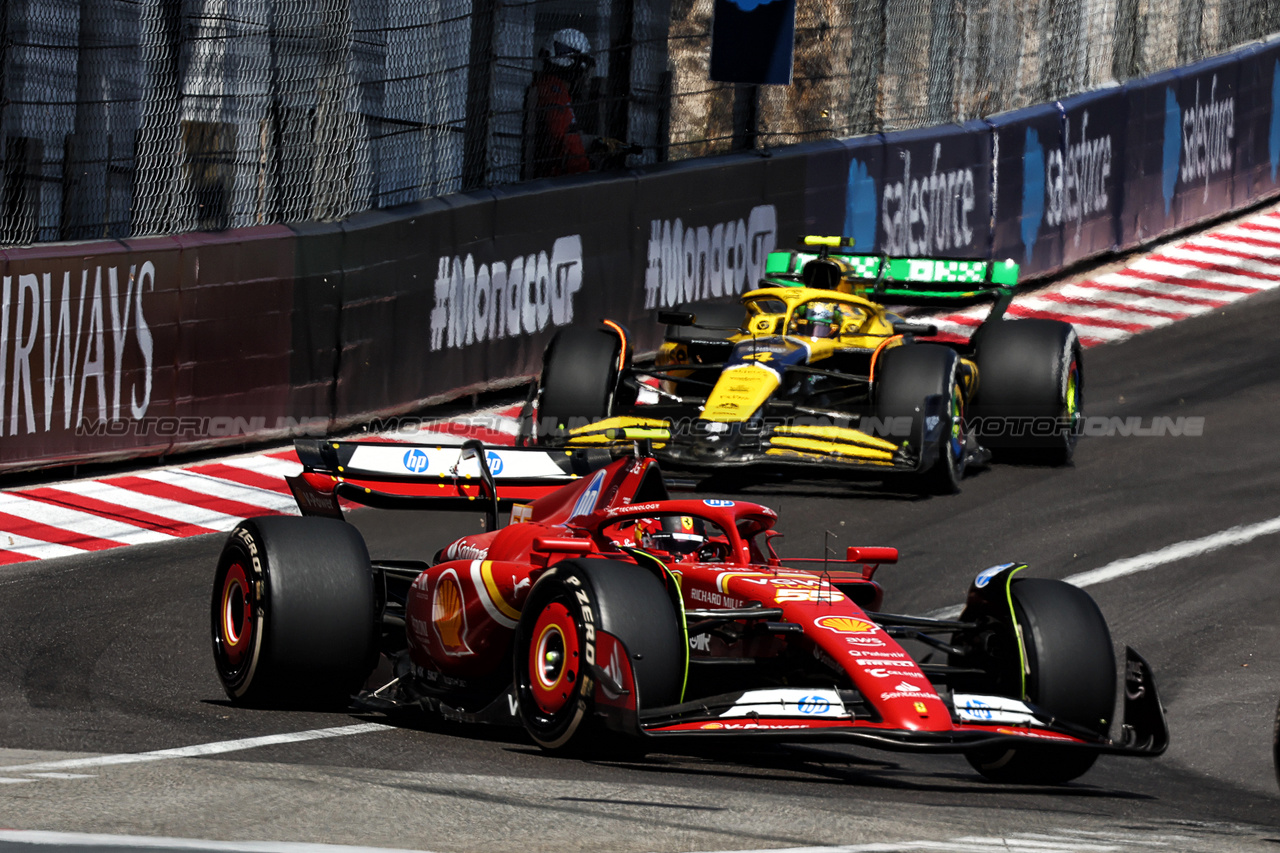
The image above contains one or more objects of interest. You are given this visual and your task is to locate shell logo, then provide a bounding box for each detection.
[432,569,472,655]
[815,615,877,634]
[701,722,725,730]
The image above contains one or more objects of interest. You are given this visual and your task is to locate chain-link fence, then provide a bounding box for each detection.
[3,0,1278,246]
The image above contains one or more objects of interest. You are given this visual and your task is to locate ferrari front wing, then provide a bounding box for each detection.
[632,648,1168,758]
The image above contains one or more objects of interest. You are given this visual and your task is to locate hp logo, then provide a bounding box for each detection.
[403,449,430,473]
[485,450,504,475]
[796,695,830,715]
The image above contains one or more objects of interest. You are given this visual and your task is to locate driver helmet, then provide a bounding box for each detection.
[789,302,842,339]
[639,516,706,556]
[541,28,595,75]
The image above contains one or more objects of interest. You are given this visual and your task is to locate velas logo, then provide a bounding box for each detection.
[815,615,876,633]
[1020,128,1045,263]
[843,158,878,251]
[1270,60,1280,182]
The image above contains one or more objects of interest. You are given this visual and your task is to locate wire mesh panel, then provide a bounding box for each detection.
[1,0,1277,245]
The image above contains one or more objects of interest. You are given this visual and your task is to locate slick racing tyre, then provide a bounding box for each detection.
[966,578,1115,785]
[514,559,684,752]
[971,319,1082,465]
[874,344,966,495]
[211,516,376,708]
[538,326,626,441]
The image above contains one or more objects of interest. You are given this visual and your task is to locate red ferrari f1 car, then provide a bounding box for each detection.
[212,439,1166,784]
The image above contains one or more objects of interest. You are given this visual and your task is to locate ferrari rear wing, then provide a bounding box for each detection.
[288,438,615,527]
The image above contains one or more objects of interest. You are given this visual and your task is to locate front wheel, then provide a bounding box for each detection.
[211,517,376,708]
[538,326,626,441]
[513,559,684,751]
[874,344,966,495]
[972,320,1082,465]
[965,578,1115,784]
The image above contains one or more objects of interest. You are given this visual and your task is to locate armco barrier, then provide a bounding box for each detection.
[2,34,1279,474]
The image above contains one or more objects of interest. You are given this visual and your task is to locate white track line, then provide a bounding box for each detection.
[0,831,434,853]
[1064,515,1280,588]
[929,514,1280,619]
[0,723,389,774]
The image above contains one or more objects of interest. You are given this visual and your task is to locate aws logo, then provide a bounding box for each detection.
[1162,75,1235,214]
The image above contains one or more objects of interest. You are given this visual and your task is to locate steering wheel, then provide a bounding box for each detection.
[695,540,732,563]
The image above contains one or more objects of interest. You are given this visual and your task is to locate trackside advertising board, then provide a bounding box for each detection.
[2,37,1279,472]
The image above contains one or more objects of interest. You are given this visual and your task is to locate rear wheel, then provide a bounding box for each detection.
[972,320,1082,465]
[211,517,376,708]
[874,344,965,494]
[538,326,625,441]
[966,578,1115,784]
[513,559,684,751]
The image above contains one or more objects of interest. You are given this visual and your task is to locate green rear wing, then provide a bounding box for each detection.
[763,248,1019,303]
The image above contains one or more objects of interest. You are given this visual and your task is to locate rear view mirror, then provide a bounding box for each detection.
[658,311,695,326]
[892,322,938,337]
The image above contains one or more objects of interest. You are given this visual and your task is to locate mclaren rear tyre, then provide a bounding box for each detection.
[966,578,1116,785]
[211,516,376,708]
[514,559,684,753]
[874,344,966,495]
[538,326,625,441]
[972,319,1082,465]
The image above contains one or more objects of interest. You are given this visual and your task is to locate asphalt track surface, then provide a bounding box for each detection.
[2,287,1280,851]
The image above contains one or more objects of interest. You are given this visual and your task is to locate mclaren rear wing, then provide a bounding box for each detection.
[287,438,615,528]
[763,237,1021,313]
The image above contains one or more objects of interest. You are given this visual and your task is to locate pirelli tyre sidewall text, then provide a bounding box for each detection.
[514,559,683,750]
[211,516,377,708]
